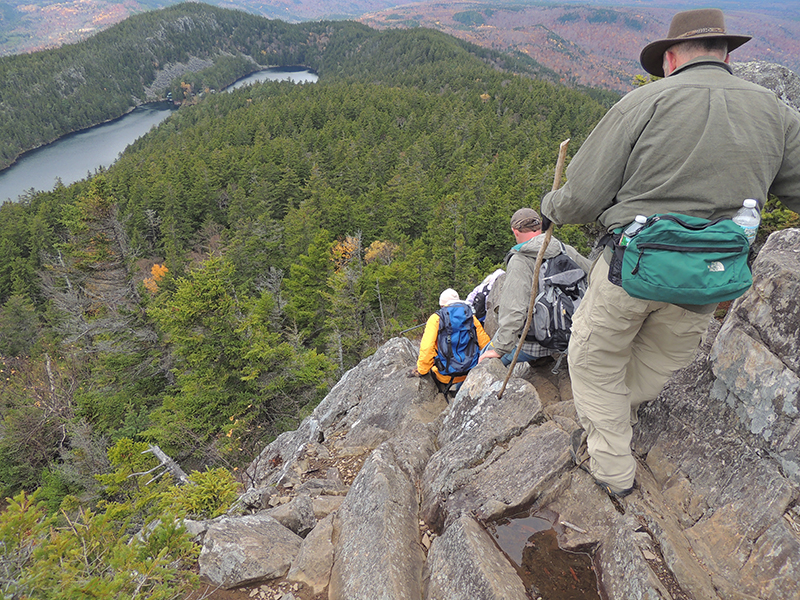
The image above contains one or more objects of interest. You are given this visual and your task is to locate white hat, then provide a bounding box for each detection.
[439,288,459,307]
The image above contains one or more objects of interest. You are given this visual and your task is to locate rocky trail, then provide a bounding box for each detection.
[184,229,800,600]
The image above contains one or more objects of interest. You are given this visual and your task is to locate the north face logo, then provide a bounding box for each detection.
[708,261,726,272]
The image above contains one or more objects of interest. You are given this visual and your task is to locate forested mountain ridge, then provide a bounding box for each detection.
[0,3,335,170]
[0,8,317,171]
[3,0,796,58]
[0,1,572,172]
[5,0,799,97]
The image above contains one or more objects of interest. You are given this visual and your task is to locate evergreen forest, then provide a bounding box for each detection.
[2,2,796,596]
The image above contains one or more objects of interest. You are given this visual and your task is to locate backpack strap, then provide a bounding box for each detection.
[434,307,453,374]
[503,249,516,267]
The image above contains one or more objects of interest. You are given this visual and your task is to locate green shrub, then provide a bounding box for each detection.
[760,196,799,239]
[160,467,240,520]
[0,489,199,599]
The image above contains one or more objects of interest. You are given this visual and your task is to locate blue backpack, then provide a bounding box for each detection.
[434,302,480,380]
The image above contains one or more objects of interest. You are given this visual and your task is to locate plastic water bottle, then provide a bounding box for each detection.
[733,199,761,245]
[620,215,647,246]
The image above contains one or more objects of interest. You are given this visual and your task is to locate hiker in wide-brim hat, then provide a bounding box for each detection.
[539,7,800,499]
[640,8,751,77]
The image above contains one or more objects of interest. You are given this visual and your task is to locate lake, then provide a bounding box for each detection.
[0,68,317,203]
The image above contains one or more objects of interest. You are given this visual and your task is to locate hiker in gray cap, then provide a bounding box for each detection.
[479,208,592,366]
[541,8,800,498]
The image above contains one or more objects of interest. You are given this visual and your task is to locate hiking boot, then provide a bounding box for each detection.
[595,479,637,499]
[570,427,588,470]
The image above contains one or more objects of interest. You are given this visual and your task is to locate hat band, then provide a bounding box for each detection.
[677,27,726,38]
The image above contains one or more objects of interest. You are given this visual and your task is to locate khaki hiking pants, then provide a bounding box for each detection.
[568,258,713,493]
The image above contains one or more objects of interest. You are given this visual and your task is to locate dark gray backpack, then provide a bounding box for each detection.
[525,244,587,351]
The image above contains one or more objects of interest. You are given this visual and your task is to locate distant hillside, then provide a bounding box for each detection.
[0,0,396,56]
[358,2,800,93]
[4,1,800,58]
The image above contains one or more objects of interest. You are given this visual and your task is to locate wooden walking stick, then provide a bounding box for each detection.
[497,138,569,399]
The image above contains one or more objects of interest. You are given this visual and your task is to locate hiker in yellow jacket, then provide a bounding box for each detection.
[412,288,491,390]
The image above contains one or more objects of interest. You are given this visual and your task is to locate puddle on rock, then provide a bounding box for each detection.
[486,510,600,600]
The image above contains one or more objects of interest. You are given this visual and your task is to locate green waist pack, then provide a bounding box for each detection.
[622,213,752,305]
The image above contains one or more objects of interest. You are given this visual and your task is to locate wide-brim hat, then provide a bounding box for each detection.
[640,8,751,77]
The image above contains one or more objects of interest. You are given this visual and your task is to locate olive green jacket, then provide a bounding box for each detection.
[541,57,800,231]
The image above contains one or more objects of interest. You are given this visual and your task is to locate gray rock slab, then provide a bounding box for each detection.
[710,323,800,481]
[230,486,272,513]
[311,495,344,520]
[198,514,302,589]
[545,470,620,550]
[730,228,800,373]
[624,466,720,600]
[286,512,336,596]
[244,416,323,490]
[444,421,571,527]
[423,514,528,600]
[328,443,425,600]
[181,518,209,540]
[737,519,800,600]
[385,421,439,485]
[265,493,317,537]
[421,366,544,531]
[708,229,800,483]
[438,361,542,448]
[245,336,431,489]
[639,382,797,585]
[320,337,437,451]
[595,513,675,600]
[295,473,347,497]
[711,323,800,436]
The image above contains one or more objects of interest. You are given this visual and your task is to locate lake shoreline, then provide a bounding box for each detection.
[0,65,317,176]
[0,67,318,202]
[0,100,176,175]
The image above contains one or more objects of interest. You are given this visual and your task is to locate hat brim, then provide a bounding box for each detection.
[639,34,751,77]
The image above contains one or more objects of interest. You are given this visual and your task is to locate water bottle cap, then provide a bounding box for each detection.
[743,199,758,209]
[634,214,647,223]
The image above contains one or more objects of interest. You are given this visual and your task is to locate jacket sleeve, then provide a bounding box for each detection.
[768,103,800,213]
[540,236,594,274]
[490,254,534,355]
[474,317,491,350]
[541,105,634,227]
[417,313,440,375]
